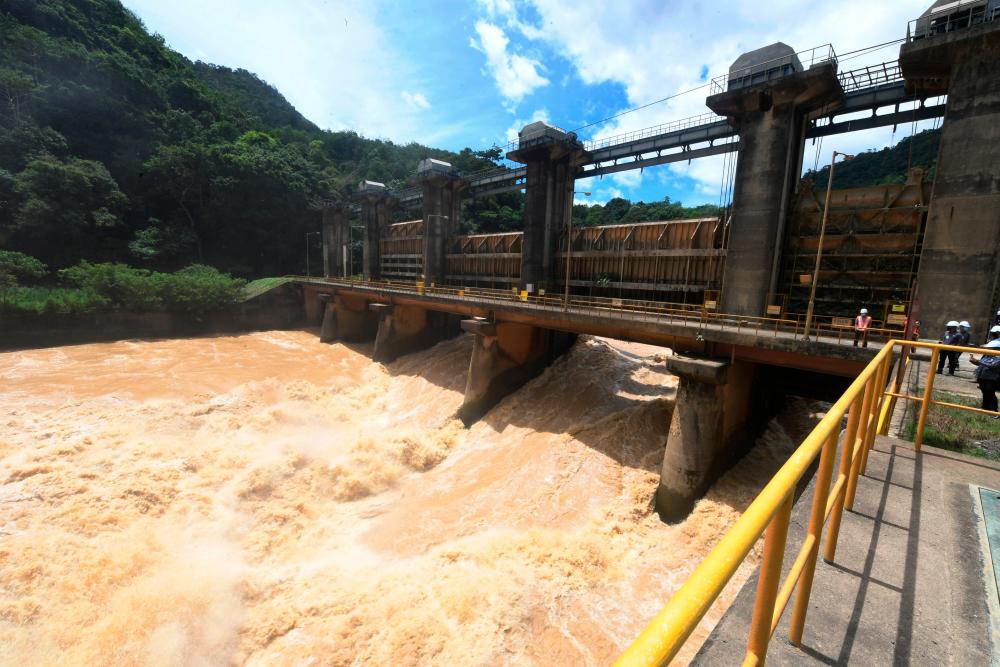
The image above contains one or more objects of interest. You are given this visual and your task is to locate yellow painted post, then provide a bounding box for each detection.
[859,357,889,475]
[789,429,839,644]
[824,395,861,563]
[844,378,874,510]
[914,347,940,452]
[744,493,794,667]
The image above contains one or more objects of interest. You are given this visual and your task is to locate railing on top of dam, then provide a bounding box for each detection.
[295,276,907,347]
[613,339,1000,666]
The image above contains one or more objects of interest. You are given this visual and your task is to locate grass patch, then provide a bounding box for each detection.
[905,389,1000,460]
[243,276,292,301]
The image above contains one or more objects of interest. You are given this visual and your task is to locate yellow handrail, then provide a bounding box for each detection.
[615,339,1000,666]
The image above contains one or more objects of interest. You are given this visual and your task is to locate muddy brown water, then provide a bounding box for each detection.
[0,330,823,665]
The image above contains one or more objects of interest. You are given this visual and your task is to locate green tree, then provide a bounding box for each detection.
[12,156,127,266]
[0,249,46,305]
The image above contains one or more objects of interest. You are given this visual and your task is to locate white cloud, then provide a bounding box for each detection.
[470,20,549,109]
[477,0,515,17]
[123,0,463,146]
[401,91,431,110]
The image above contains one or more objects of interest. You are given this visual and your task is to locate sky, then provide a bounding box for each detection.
[122,0,938,206]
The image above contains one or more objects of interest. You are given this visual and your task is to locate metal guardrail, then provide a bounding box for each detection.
[907,0,1000,42]
[837,60,903,93]
[709,44,837,95]
[614,339,1000,666]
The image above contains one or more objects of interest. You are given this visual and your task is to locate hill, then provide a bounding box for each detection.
[0,0,501,276]
[805,128,941,190]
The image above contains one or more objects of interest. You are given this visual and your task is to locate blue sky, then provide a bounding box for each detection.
[122,0,937,206]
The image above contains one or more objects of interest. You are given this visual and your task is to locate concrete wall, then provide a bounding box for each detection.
[707,64,843,317]
[903,23,1000,335]
[321,206,350,278]
[458,319,575,424]
[371,304,460,362]
[656,355,760,520]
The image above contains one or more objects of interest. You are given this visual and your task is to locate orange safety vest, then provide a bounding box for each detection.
[855,315,872,331]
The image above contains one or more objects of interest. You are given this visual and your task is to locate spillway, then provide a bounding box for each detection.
[0,330,824,665]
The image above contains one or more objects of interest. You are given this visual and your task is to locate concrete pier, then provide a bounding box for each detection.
[416,159,467,287]
[371,303,459,363]
[507,121,588,296]
[319,293,377,343]
[707,43,843,316]
[656,354,757,520]
[321,203,351,279]
[458,318,574,424]
[355,180,396,281]
[901,15,1000,334]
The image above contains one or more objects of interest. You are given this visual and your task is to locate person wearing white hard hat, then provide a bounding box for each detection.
[970,325,1000,414]
[956,321,972,369]
[853,308,873,348]
[938,320,962,375]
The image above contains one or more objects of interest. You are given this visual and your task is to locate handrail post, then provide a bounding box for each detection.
[915,348,940,452]
[844,377,874,510]
[859,355,890,475]
[824,395,861,563]
[789,429,838,644]
[744,492,794,666]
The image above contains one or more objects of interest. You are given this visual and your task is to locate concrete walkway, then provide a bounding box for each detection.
[694,436,999,666]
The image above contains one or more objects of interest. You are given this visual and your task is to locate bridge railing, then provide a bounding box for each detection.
[837,60,903,93]
[709,44,837,95]
[614,339,1000,666]
[300,276,913,345]
[907,0,1000,42]
[581,112,727,153]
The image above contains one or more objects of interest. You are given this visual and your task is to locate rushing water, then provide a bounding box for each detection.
[0,330,823,666]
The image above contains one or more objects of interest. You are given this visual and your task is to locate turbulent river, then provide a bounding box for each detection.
[0,330,824,666]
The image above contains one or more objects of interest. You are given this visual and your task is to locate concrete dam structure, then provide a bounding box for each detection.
[301,9,1000,525]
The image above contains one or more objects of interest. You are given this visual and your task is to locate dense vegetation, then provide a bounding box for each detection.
[805,128,941,190]
[1,249,246,317]
[0,0,501,279]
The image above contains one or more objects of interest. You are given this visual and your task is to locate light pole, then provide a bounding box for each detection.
[566,191,591,306]
[803,151,853,340]
[305,230,321,277]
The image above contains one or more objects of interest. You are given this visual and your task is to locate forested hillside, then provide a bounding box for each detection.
[805,128,941,190]
[0,0,500,276]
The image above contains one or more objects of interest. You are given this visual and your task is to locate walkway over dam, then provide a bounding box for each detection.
[303,3,1000,530]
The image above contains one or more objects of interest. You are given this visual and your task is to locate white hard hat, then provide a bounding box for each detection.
[946,320,960,327]
[992,325,1000,333]
[985,339,1000,348]
[960,321,971,328]
[860,308,868,314]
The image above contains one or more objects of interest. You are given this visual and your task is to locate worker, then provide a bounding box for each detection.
[957,320,972,368]
[970,325,1000,414]
[937,320,961,375]
[853,308,873,348]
